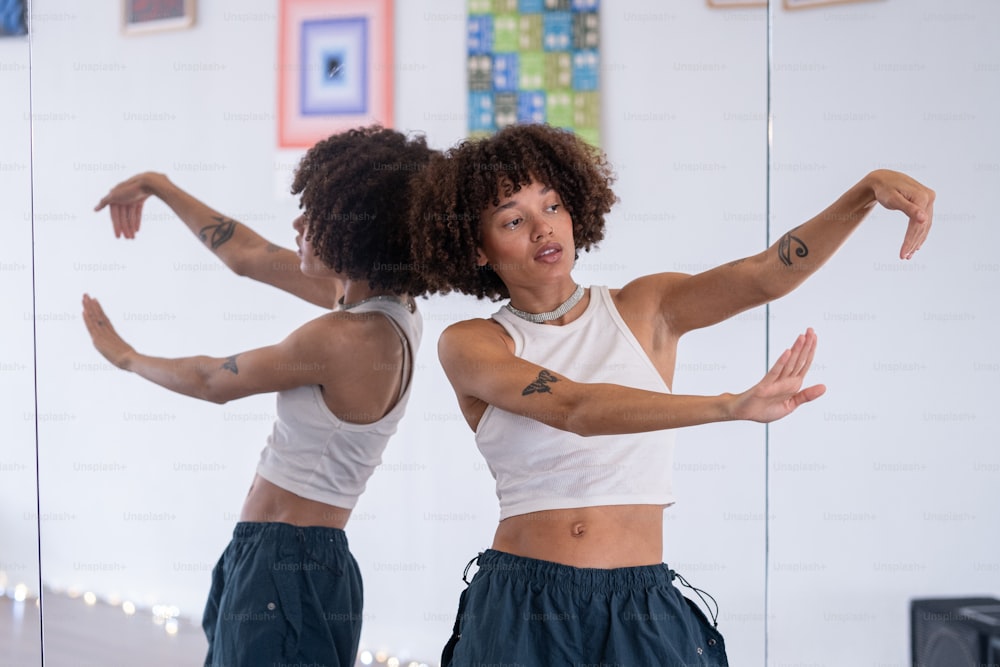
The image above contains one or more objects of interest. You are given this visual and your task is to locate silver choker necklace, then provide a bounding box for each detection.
[504,284,584,323]
[339,294,415,313]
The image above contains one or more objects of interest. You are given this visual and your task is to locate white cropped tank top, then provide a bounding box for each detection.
[476,286,676,520]
[255,299,421,509]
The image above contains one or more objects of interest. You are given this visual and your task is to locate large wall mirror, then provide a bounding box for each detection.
[8,0,997,665]
[0,7,41,665]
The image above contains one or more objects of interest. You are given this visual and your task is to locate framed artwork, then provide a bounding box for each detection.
[122,0,196,34]
[0,0,27,36]
[783,0,881,9]
[707,0,767,7]
[278,0,393,149]
[467,0,601,147]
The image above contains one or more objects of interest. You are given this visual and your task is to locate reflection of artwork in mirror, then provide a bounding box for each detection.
[278,0,393,148]
[122,0,196,34]
[707,0,767,8]
[467,0,601,146]
[0,0,27,36]
[783,0,880,9]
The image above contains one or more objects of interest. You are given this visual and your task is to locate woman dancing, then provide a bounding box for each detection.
[408,123,933,665]
[82,126,437,666]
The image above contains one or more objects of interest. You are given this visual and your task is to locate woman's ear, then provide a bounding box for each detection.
[475,247,490,267]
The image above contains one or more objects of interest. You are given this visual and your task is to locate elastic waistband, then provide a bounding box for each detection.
[230,521,349,549]
[473,549,676,592]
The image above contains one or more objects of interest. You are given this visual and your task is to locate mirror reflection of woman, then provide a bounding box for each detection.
[409,124,934,665]
[81,126,437,667]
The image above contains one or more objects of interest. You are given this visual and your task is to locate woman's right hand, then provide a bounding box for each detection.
[94,172,165,240]
[731,328,826,423]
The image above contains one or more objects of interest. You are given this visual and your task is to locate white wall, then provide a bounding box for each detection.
[768,2,1000,665]
[4,0,996,665]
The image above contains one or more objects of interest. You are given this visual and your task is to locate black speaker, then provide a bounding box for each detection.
[911,597,1000,667]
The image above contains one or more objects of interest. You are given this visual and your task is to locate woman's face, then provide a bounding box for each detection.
[293,214,338,277]
[476,180,575,289]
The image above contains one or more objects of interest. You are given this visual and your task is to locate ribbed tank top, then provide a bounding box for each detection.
[255,299,422,509]
[477,286,676,520]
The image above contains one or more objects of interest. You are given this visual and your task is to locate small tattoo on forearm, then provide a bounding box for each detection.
[199,217,236,249]
[222,355,239,375]
[522,370,559,396]
[777,230,809,266]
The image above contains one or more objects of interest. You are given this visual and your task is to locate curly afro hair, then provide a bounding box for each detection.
[291,125,438,295]
[408,123,617,301]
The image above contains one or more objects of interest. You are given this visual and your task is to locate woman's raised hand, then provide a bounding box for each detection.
[731,328,826,424]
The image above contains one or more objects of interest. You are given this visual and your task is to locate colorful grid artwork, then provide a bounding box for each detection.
[467,0,601,146]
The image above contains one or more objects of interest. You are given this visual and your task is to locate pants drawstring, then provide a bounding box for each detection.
[461,552,482,585]
[672,570,720,628]
[443,552,482,666]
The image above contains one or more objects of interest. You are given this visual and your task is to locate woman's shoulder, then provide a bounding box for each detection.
[288,308,408,354]
[440,316,513,358]
[442,315,505,340]
[615,273,689,306]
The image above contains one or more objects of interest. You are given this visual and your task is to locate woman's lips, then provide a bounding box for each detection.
[535,243,562,263]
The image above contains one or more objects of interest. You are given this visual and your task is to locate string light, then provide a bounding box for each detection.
[355,647,432,667]
[2,572,435,665]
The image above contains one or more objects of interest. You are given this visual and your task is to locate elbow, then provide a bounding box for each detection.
[562,412,590,437]
[521,397,590,436]
[204,377,242,404]
[197,370,236,405]
[565,422,599,437]
[557,394,599,437]
[758,281,788,304]
[228,255,251,278]
[197,384,232,405]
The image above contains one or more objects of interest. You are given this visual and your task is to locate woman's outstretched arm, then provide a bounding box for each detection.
[622,169,935,337]
[82,293,339,404]
[94,172,343,308]
[438,319,825,437]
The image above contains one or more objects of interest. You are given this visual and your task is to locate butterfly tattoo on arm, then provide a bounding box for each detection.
[522,370,559,396]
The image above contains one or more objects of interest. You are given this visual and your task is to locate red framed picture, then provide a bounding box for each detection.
[277,0,394,149]
[122,0,196,35]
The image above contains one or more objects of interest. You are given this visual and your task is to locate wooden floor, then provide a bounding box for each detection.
[1,591,207,667]
[2,591,432,666]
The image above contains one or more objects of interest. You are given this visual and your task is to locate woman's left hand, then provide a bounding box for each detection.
[867,169,935,260]
[82,294,136,369]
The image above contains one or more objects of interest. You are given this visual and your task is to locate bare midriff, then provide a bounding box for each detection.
[491,504,668,568]
[238,474,352,529]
